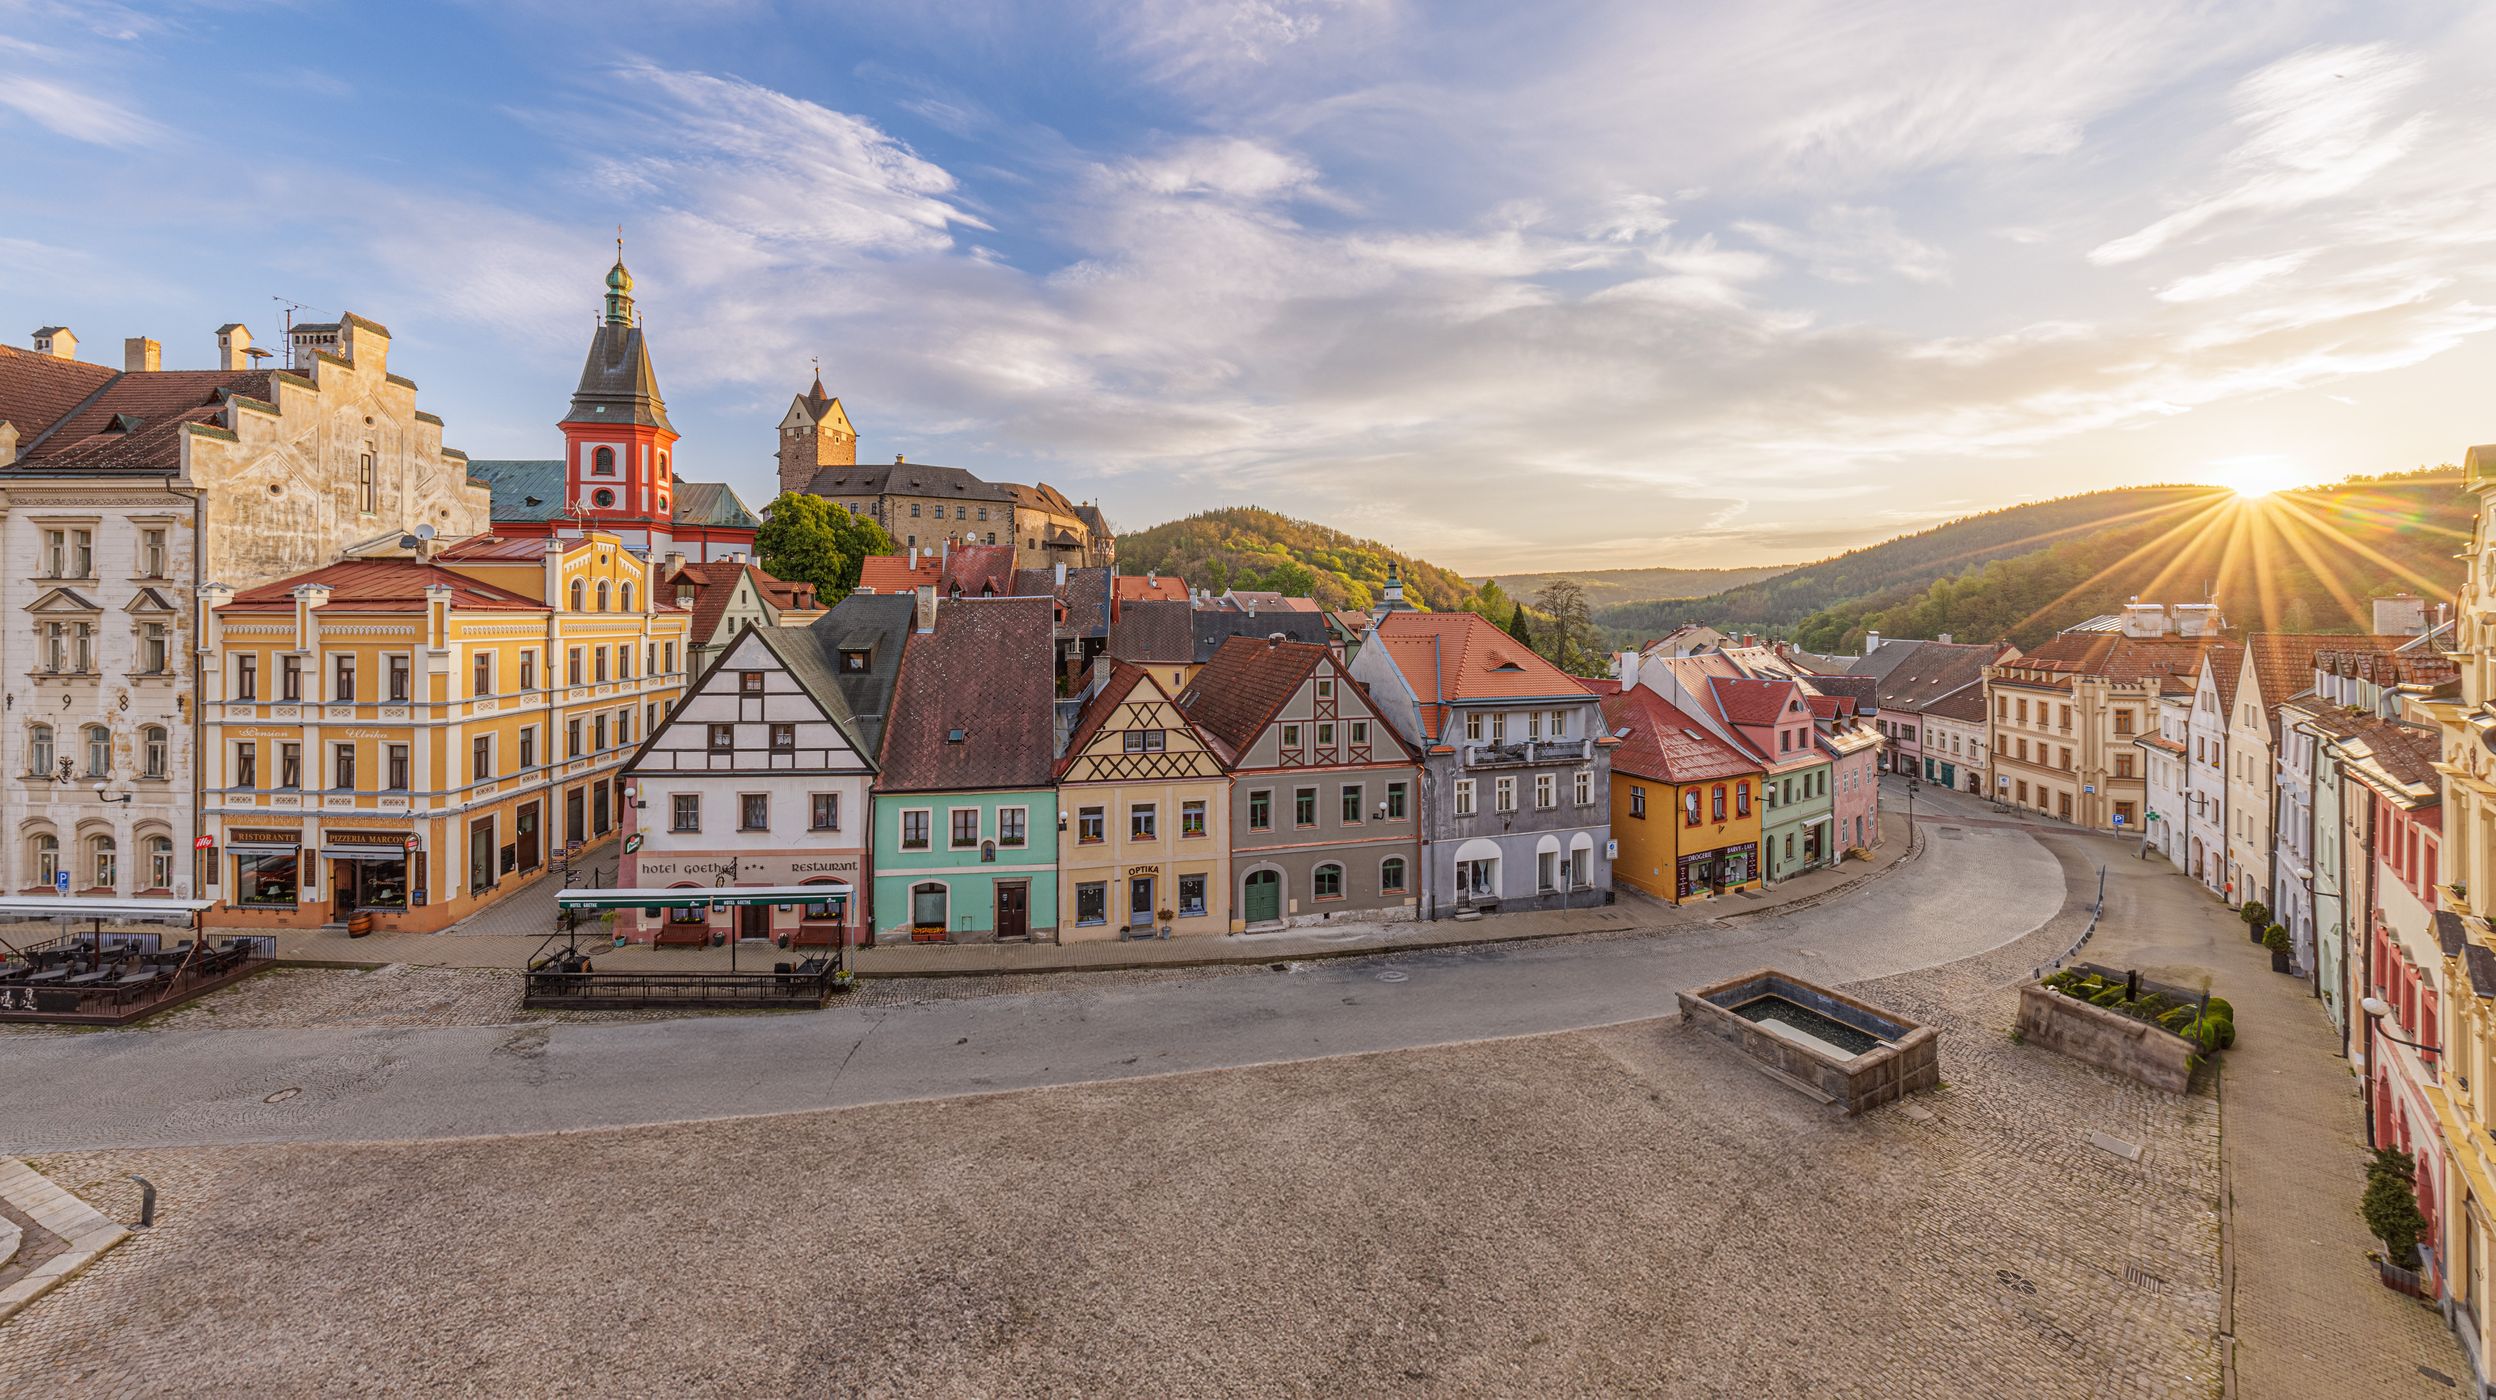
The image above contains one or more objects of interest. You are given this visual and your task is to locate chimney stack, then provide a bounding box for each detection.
[123,337,159,373]
[32,326,76,360]
[1864,630,1881,655]
[1054,561,1067,587]
[215,324,252,371]
[915,584,938,634]
[908,546,919,570]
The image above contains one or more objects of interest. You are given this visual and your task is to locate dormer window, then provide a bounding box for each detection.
[840,648,871,673]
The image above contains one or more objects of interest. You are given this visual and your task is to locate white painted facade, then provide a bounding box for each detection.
[2186,657,2232,900]
[2140,693,2190,872]
[620,628,872,944]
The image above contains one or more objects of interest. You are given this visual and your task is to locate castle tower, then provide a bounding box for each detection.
[777,366,856,497]
[559,247,678,532]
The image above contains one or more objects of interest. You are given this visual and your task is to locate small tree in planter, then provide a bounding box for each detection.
[2364,1148,2429,1281]
[2263,923,2293,973]
[2240,900,2271,943]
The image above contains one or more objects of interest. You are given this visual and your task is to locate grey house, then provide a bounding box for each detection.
[1176,636,1422,928]
[1350,611,1614,918]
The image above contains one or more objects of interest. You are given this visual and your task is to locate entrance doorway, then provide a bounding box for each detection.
[737,903,771,941]
[1243,869,1281,923]
[1129,875,1156,928]
[565,788,585,848]
[995,881,1029,940]
[332,863,354,920]
[593,781,612,836]
[516,803,541,872]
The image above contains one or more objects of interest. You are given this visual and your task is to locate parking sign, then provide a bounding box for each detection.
[54,870,70,895]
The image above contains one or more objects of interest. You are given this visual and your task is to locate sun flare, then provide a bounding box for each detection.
[2207,457,2303,500]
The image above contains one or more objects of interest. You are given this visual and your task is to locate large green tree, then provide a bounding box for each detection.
[756,492,894,600]
[1507,601,1534,648]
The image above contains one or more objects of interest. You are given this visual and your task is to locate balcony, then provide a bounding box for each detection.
[1464,737,1590,768]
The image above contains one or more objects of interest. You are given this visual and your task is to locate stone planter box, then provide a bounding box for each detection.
[1677,969,1940,1115]
[2015,983,2198,1093]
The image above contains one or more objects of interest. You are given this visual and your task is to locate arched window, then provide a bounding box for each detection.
[84,724,110,777]
[570,579,585,611]
[596,581,611,612]
[141,725,167,779]
[29,832,60,887]
[27,724,53,775]
[1313,863,1344,900]
[620,582,634,612]
[1379,857,1407,894]
[87,833,116,889]
[144,834,174,890]
[592,446,615,475]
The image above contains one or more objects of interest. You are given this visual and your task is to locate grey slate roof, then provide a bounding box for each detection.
[745,594,914,759]
[1013,566,1112,640]
[1192,606,1327,661]
[805,461,1012,502]
[467,459,567,522]
[564,322,674,431]
[2438,909,2468,958]
[672,480,757,528]
[1107,599,1197,663]
[2469,943,2496,1000]
[1866,640,2002,712]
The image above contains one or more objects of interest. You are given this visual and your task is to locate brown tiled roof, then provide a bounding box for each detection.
[1107,599,1196,664]
[1112,572,1189,613]
[435,535,551,562]
[856,543,1017,598]
[1013,566,1111,639]
[0,346,273,475]
[2242,633,2408,719]
[1920,680,1987,723]
[1056,662,1218,778]
[1173,636,1418,770]
[2206,645,2243,699]
[1601,687,1762,785]
[2017,630,2218,692]
[1804,693,1846,719]
[1869,641,2001,712]
[657,560,818,646]
[875,596,1058,793]
[1367,610,1591,743]
[222,559,544,612]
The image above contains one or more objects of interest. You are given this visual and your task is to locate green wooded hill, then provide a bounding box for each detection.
[1783,471,2470,650]
[1480,563,1794,611]
[1119,507,1487,613]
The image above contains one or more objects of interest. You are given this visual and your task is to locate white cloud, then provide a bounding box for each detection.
[2153,250,2313,302]
[0,74,163,147]
[1734,205,1949,284]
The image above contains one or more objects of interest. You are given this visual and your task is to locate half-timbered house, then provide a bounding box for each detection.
[1055,662,1230,939]
[619,593,912,947]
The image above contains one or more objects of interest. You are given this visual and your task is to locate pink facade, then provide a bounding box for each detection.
[1830,741,1882,852]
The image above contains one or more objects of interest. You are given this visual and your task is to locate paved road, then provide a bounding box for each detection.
[6,820,2062,1153]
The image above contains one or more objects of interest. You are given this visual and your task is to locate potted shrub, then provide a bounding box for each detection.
[2263,924,2293,974]
[2364,1147,2430,1293]
[2240,900,2271,944]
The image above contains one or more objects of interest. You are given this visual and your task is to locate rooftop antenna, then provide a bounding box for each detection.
[271,295,319,368]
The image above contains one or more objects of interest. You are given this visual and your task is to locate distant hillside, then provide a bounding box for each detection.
[1480,563,1794,611]
[1596,486,2227,642]
[1785,471,2470,651]
[1120,507,1485,613]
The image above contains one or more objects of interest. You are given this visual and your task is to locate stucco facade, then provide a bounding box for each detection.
[1055,666,1232,939]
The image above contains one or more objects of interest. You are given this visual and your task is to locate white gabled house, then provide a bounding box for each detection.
[619,593,914,949]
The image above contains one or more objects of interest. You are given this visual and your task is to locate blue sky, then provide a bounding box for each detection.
[5,1,2494,573]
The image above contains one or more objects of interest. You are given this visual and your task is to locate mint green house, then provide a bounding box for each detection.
[869,596,1061,943]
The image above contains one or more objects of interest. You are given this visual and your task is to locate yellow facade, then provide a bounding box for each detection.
[1056,668,1231,940]
[199,533,688,933]
[1610,772,1765,903]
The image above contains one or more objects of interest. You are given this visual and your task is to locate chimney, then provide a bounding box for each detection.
[1863,630,1881,655]
[32,326,76,360]
[1268,632,1284,647]
[941,537,950,568]
[895,453,906,465]
[123,337,160,373]
[2371,594,2428,637]
[915,584,938,634]
[1147,569,1157,586]
[663,550,686,575]
[907,546,919,570]
[1937,632,1953,645]
[1054,561,1067,587]
[215,323,252,371]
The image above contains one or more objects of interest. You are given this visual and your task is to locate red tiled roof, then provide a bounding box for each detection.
[1600,687,1762,784]
[0,346,273,475]
[876,596,1059,792]
[856,543,1017,599]
[1804,693,1845,719]
[221,558,545,612]
[1113,573,1190,609]
[2011,629,2219,693]
[659,560,818,646]
[1178,637,1329,764]
[1710,676,1793,726]
[1367,610,1592,742]
[2241,633,2410,718]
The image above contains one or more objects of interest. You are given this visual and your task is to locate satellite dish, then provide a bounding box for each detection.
[415,524,437,541]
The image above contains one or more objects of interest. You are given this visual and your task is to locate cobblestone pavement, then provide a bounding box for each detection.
[2055,799,2472,1400]
[0,863,2219,1398]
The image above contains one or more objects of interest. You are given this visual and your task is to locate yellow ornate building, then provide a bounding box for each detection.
[1054,663,1230,939]
[197,531,688,932]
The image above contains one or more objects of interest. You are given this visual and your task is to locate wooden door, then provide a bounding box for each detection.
[516,803,541,871]
[737,903,770,940]
[1243,869,1281,923]
[995,882,1028,940]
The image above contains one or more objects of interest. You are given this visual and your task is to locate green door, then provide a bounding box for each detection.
[1243,869,1281,923]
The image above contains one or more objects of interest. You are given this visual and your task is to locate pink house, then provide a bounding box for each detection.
[1809,692,1885,852]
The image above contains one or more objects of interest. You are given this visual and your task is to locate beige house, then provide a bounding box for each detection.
[2224,634,2405,912]
[1984,603,2221,831]
[1054,663,1230,939]
[0,316,490,900]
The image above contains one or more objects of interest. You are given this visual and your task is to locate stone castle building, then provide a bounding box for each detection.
[775,373,1113,571]
[0,316,493,900]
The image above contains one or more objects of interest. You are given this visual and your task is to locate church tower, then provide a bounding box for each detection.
[776,366,855,498]
[559,247,678,534]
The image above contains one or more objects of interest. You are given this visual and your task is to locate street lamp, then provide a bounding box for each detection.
[2361,996,2435,1053]
[92,781,131,805]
